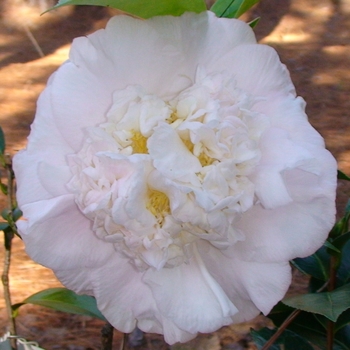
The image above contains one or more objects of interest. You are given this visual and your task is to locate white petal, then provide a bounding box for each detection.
[216,44,295,97]
[144,246,237,335]
[13,84,74,206]
[236,197,336,263]
[148,123,201,179]
[197,241,291,319]
[92,261,161,334]
[19,195,114,270]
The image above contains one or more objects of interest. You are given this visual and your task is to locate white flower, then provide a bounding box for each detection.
[13,11,337,344]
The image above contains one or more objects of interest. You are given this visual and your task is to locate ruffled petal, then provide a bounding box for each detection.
[236,196,336,263]
[13,11,337,346]
[148,123,202,179]
[56,256,162,334]
[216,44,295,97]
[13,84,74,206]
[144,246,237,336]
[18,195,114,270]
[197,241,291,319]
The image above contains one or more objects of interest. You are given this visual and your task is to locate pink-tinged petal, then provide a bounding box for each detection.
[236,196,335,263]
[13,84,74,206]
[13,11,337,345]
[19,195,114,271]
[148,123,201,179]
[160,318,197,345]
[217,44,295,97]
[51,12,257,151]
[56,256,162,334]
[197,241,291,319]
[253,94,325,148]
[144,246,237,335]
[251,127,321,209]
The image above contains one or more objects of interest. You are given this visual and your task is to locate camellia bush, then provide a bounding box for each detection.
[1,0,350,349]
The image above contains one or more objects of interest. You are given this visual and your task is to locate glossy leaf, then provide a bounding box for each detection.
[338,170,350,181]
[251,327,314,350]
[324,240,341,254]
[12,288,106,321]
[282,283,350,322]
[337,239,350,286]
[330,202,350,238]
[50,0,206,18]
[335,325,350,348]
[12,208,23,222]
[269,308,329,350]
[0,222,9,231]
[1,208,11,221]
[292,245,329,282]
[333,231,350,252]
[210,0,259,18]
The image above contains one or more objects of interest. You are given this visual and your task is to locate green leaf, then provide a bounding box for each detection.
[12,288,106,321]
[250,327,314,350]
[325,240,341,255]
[269,309,329,350]
[210,0,259,18]
[282,283,350,322]
[1,208,10,221]
[12,208,23,222]
[334,308,350,333]
[0,222,9,231]
[248,16,260,28]
[50,0,206,18]
[338,170,350,181]
[0,127,5,154]
[0,182,7,195]
[335,325,350,349]
[292,245,330,282]
[337,239,350,286]
[333,231,350,252]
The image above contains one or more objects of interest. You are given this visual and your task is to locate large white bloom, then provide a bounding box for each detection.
[13,11,337,344]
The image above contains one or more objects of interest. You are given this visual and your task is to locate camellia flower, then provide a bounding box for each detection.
[13,11,337,344]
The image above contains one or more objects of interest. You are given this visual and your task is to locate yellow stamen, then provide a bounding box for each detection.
[131,131,148,154]
[182,138,194,153]
[146,189,170,225]
[182,138,215,167]
[198,152,215,167]
[166,112,178,124]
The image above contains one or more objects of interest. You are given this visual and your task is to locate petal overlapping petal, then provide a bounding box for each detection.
[13,11,337,345]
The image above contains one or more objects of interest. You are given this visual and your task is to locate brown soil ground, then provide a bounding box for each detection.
[0,0,349,349]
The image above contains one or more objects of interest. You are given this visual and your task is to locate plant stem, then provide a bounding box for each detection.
[100,322,114,350]
[261,309,301,350]
[1,155,17,349]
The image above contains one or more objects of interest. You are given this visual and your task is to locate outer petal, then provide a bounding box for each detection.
[216,44,295,97]
[197,241,291,319]
[56,256,160,333]
[236,197,335,263]
[18,195,114,271]
[12,11,337,346]
[143,246,238,338]
[13,82,74,206]
[48,13,257,150]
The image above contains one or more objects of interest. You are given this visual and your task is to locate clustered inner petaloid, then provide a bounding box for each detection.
[67,69,269,271]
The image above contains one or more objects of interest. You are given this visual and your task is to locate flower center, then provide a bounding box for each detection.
[146,189,170,225]
[131,131,148,154]
[68,70,267,270]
